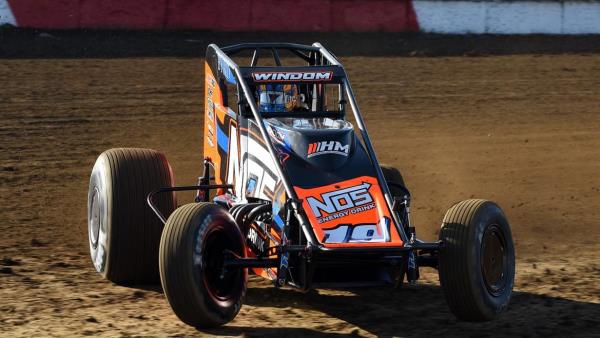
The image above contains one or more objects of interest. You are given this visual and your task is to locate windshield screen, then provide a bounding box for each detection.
[255,82,343,114]
[267,117,352,130]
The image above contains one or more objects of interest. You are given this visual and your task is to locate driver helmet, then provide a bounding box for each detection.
[257,84,304,113]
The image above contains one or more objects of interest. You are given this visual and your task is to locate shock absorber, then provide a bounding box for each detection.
[407,231,418,287]
[276,201,293,288]
[195,157,212,202]
[395,191,418,286]
[404,194,418,286]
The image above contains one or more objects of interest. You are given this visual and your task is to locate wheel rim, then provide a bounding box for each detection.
[481,224,508,296]
[201,225,243,303]
[89,187,101,248]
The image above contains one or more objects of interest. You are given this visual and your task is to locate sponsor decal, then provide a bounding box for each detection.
[247,226,267,254]
[408,250,416,269]
[268,125,287,145]
[218,57,236,84]
[227,124,241,195]
[207,123,214,147]
[306,182,374,224]
[239,127,279,200]
[322,217,391,243]
[206,76,216,147]
[267,125,291,163]
[252,71,333,82]
[294,175,403,247]
[246,174,258,195]
[307,141,349,158]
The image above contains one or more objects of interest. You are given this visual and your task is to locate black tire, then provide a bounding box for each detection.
[87,148,175,284]
[380,164,409,287]
[438,199,515,321]
[159,203,247,328]
[380,164,407,198]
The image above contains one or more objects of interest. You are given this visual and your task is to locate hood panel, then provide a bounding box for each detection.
[264,118,403,248]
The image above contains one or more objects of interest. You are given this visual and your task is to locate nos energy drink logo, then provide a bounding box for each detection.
[306,183,375,224]
[307,141,349,158]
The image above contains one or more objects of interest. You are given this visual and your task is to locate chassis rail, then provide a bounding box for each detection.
[147,184,234,224]
[147,183,441,289]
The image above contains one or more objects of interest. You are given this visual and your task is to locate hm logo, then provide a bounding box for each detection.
[307,141,349,158]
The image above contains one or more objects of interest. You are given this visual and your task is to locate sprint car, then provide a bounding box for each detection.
[87,43,515,328]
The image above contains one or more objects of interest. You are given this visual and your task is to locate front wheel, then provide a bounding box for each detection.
[159,203,247,328]
[438,199,515,321]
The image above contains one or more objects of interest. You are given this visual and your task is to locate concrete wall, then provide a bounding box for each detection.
[1,0,599,34]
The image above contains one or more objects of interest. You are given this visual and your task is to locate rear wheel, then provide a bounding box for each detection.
[159,203,247,328]
[87,148,175,284]
[438,199,515,321]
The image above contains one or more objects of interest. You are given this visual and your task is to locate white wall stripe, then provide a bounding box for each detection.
[0,0,17,26]
[413,0,600,34]
[563,2,600,34]
[414,1,487,34]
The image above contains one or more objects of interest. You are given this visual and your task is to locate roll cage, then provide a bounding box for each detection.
[206,42,417,251]
[220,44,348,119]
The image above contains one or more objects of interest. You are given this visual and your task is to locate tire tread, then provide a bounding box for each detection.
[439,199,488,320]
[159,203,246,328]
[98,148,175,284]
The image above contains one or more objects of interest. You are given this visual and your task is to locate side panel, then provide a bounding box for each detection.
[242,120,279,201]
[244,182,286,281]
[203,63,220,179]
[203,60,241,198]
[240,121,285,280]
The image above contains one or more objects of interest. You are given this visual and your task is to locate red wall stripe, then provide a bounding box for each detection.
[330,0,417,31]
[79,0,167,29]
[165,0,252,30]
[7,0,419,31]
[8,0,79,29]
[249,0,332,32]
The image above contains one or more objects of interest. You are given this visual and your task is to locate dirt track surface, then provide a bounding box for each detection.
[1,49,600,336]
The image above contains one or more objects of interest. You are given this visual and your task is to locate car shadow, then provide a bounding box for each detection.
[203,280,600,337]
[126,276,600,337]
[206,326,352,337]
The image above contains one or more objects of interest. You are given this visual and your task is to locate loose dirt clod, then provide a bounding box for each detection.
[50,262,71,268]
[0,267,14,275]
[30,239,47,247]
[85,317,98,323]
[0,267,15,274]
[132,290,146,299]
[1,258,21,266]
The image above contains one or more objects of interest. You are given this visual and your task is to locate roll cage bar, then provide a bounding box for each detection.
[205,42,413,251]
[221,43,348,118]
[220,43,325,66]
